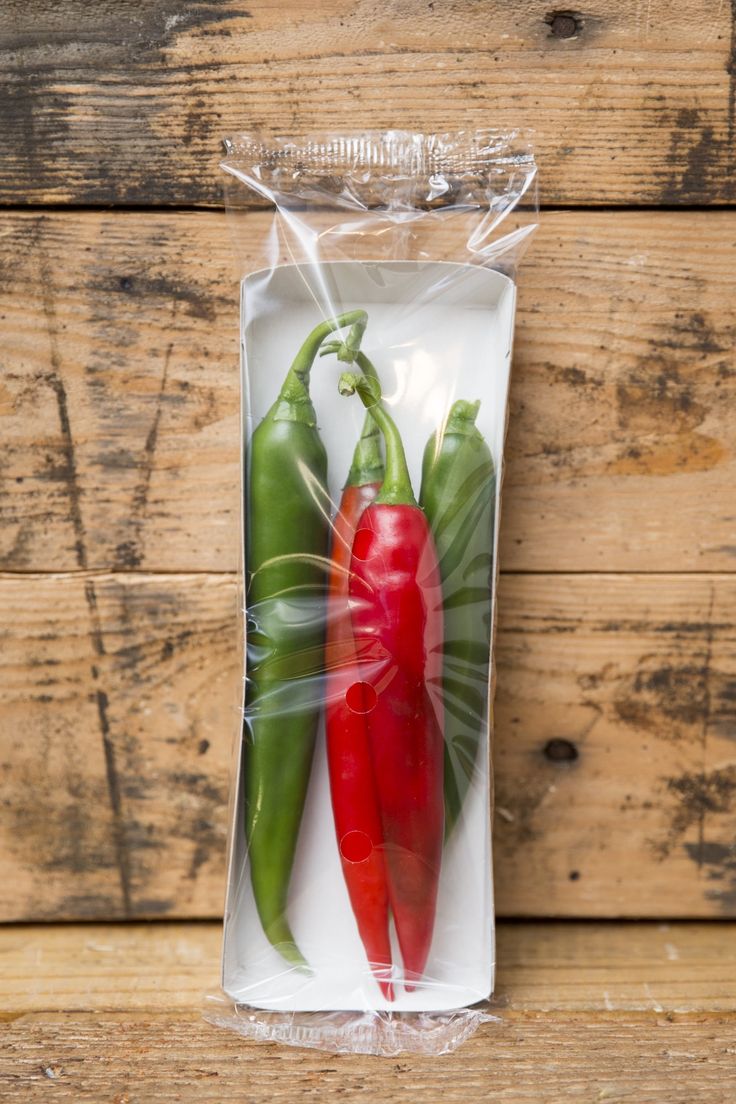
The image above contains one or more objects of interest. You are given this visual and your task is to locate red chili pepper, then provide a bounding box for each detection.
[339,369,445,989]
[324,409,393,1001]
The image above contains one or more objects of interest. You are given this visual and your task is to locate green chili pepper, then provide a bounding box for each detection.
[245,310,368,967]
[419,400,496,838]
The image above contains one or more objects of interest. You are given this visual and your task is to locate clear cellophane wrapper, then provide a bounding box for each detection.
[210,131,537,1056]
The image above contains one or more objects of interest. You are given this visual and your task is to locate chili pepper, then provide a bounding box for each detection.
[245,309,368,968]
[339,369,444,988]
[322,399,393,1000]
[419,400,496,837]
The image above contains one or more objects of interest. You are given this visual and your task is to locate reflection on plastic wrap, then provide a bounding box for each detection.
[214,130,537,1056]
[204,993,498,1057]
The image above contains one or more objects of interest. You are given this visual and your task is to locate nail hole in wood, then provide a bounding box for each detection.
[544,737,579,762]
[546,10,582,38]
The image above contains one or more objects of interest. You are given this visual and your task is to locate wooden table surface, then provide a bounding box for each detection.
[3,920,736,1101]
[1,0,735,1095]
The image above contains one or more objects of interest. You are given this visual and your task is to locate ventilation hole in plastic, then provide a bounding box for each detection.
[340,830,373,864]
[345,681,377,714]
[351,528,374,561]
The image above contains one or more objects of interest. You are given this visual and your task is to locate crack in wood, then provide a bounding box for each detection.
[114,302,178,570]
[696,583,716,870]
[35,220,133,917]
[729,0,736,147]
[36,221,87,572]
[84,579,133,917]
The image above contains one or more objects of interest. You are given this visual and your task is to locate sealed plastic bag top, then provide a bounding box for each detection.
[212,130,537,1055]
[221,129,537,270]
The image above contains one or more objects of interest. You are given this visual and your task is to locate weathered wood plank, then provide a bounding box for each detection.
[3,920,735,1014]
[1,1,734,206]
[0,571,733,921]
[3,1011,736,1102]
[1,210,734,574]
[0,572,237,921]
[494,573,736,917]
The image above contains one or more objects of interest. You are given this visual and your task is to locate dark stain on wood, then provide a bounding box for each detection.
[653,767,736,872]
[0,64,71,203]
[0,1,248,55]
[660,312,733,359]
[0,521,34,569]
[659,107,735,204]
[684,839,736,911]
[170,771,226,810]
[616,364,702,435]
[610,321,734,477]
[5,752,118,889]
[112,273,217,323]
[93,448,139,472]
[182,98,210,148]
[131,897,177,916]
[651,621,728,636]
[0,1,250,203]
[54,894,129,919]
[502,613,578,635]
[614,661,711,738]
[552,364,603,390]
[613,621,733,747]
[167,772,227,882]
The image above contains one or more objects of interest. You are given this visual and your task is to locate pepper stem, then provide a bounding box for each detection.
[279,310,368,405]
[319,342,385,486]
[346,412,384,487]
[338,371,417,507]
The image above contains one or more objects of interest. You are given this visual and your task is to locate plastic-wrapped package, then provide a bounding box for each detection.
[207,132,537,1056]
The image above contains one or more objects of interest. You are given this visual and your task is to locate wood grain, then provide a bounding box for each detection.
[0,571,733,921]
[0,571,237,922]
[3,920,735,1014]
[1,1,735,206]
[2,921,735,1102]
[1,209,734,574]
[2,1012,736,1102]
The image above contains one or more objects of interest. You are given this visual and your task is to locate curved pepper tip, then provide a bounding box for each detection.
[379,978,395,1002]
[273,940,314,975]
[446,398,481,434]
[263,919,312,973]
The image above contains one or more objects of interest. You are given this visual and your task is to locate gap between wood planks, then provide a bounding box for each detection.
[2,569,736,578]
[3,203,736,214]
